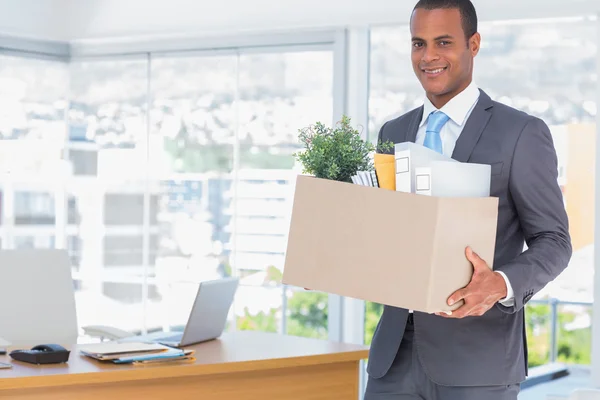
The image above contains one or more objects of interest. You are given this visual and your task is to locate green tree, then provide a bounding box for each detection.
[365,302,384,345]
[230,266,328,339]
[525,303,551,367]
[161,117,232,173]
[523,303,591,367]
[237,307,278,332]
[232,271,592,367]
[556,307,592,365]
[239,144,296,169]
[286,291,328,339]
[364,301,592,368]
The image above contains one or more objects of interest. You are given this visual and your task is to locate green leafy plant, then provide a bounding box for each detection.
[376,139,395,154]
[294,115,394,183]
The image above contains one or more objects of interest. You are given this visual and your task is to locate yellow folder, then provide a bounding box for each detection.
[374,153,395,191]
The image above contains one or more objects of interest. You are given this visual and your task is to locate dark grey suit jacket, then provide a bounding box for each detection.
[367,89,572,386]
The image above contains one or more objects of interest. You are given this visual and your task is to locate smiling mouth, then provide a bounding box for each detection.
[422,67,448,75]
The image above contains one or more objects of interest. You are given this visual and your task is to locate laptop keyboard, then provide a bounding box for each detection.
[159,334,181,342]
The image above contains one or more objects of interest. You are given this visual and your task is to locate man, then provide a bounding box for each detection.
[364,0,572,399]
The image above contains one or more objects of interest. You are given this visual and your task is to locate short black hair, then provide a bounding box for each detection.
[413,0,478,41]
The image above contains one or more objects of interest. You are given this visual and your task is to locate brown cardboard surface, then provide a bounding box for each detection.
[282,175,499,314]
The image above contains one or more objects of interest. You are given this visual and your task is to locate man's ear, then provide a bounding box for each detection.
[470,32,481,56]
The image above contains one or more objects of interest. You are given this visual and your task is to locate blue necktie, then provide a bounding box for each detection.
[423,111,449,154]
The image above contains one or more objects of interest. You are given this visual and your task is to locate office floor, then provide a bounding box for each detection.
[519,367,592,400]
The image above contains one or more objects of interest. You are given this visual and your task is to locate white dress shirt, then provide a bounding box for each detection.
[415,81,515,307]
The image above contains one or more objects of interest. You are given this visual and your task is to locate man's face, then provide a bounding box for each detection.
[410,8,480,107]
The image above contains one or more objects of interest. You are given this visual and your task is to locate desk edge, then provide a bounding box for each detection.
[0,349,369,391]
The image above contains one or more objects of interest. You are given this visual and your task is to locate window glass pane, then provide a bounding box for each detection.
[1,47,335,342]
[0,55,67,252]
[237,51,333,338]
[148,55,237,331]
[364,301,383,345]
[524,302,552,366]
[235,285,282,333]
[286,288,328,339]
[14,191,55,225]
[14,235,55,249]
[368,18,596,364]
[69,58,150,335]
[0,55,67,172]
[556,303,592,365]
[150,55,237,174]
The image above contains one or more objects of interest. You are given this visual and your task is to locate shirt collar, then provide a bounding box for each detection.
[419,81,480,127]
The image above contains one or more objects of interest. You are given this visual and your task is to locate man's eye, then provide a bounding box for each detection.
[413,42,423,48]
[439,41,451,46]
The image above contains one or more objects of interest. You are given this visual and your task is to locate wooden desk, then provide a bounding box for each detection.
[0,331,369,399]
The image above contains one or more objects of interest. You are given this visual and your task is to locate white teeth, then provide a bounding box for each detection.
[425,68,444,74]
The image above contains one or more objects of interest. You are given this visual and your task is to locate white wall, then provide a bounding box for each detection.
[0,0,69,41]
[53,0,600,42]
[0,0,598,43]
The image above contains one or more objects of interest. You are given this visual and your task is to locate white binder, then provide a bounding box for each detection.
[415,161,491,197]
[394,142,456,193]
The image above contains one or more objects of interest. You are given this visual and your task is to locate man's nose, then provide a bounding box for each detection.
[422,46,440,63]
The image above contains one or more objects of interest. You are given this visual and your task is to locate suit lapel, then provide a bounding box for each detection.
[451,89,494,162]
[406,106,424,143]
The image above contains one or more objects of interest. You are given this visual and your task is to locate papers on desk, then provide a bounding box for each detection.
[80,342,167,360]
[80,342,195,365]
[114,348,195,365]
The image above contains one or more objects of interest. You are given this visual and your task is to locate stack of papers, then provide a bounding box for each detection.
[113,348,195,365]
[351,170,379,187]
[79,342,195,365]
[350,141,491,197]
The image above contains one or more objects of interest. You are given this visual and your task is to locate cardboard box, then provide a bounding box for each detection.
[282,175,499,314]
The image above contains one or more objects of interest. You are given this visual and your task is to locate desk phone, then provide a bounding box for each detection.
[10,344,70,364]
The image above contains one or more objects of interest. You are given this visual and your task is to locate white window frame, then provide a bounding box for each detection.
[592,11,600,388]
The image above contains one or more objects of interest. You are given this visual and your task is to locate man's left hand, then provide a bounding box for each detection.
[436,246,507,319]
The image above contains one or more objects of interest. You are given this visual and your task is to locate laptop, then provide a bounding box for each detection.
[122,277,239,347]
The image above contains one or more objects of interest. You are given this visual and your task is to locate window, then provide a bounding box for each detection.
[150,50,333,338]
[149,54,238,330]
[69,58,150,333]
[0,45,336,340]
[236,51,332,339]
[0,55,67,251]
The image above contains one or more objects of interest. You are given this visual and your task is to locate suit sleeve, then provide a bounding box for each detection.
[495,117,572,314]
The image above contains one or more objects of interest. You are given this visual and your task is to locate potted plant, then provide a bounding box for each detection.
[294,115,395,188]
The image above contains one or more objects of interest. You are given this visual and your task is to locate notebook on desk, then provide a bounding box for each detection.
[79,342,170,361]
[113,348,195,364]
[80,342,195,364]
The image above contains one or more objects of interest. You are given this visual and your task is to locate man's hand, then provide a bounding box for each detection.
[436,246,507,319]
